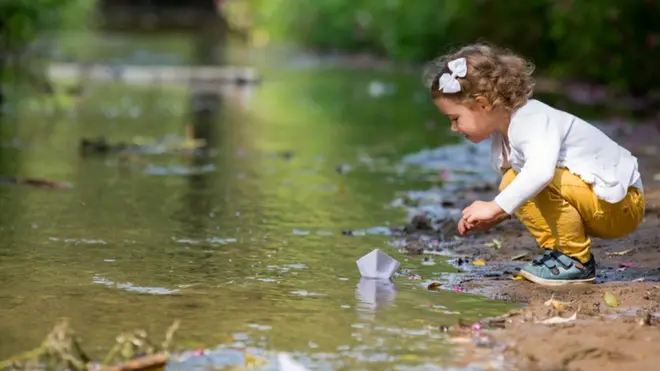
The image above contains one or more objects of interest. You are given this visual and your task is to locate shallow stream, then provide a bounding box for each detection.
[0,31,514,370]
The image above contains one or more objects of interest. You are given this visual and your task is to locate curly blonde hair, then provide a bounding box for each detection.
[423,43,536,111]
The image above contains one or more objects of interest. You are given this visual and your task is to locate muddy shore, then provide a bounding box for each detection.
[399,122,660,371]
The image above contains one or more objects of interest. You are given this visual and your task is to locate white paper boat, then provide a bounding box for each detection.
[356,248,400,280]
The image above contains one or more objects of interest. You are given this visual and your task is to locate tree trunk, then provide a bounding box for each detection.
[0,17,4,108]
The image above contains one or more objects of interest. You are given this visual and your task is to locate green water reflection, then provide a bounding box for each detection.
[0,35,514,369]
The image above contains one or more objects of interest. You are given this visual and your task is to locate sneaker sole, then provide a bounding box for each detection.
[519,270,596,286]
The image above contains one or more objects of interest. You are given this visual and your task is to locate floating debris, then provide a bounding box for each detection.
[0,177,73,189]
[207,237,238,244]
[93,275,180,295]
[80,129,206,157]
[174,237,237,245]
[341,226,392,237]
[292,229,311,236]
[289,290,325,297]
[144,164,215,176]
[421,257,436,266]
[49,237,108,245]
[246,323,272,331]
[427,282,442,291]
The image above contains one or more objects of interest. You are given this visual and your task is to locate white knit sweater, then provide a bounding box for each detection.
[491,99,643,215]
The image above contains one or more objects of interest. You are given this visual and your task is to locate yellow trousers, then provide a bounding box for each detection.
[499,168,645,263]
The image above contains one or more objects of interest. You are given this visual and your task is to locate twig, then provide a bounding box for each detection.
[0,347,45,370]
[101,343,123,366]
[162,320,180,352]
[99,353,169,371]
[1,320,180,371]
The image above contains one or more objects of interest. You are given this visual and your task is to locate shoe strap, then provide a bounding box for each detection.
[534,250,575,270]
[549,251,575,270]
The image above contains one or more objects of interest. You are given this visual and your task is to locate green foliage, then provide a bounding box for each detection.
[545,1,660,95]
[252,0,660,93]
[252,0,474,60]
[0,0,84,52]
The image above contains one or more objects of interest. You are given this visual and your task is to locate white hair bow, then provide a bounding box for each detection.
[438,57,467,93]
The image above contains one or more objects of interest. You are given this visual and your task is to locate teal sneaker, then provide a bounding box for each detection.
[518,250,596,286]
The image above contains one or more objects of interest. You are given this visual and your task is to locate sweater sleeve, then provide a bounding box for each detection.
[494,114,561,214]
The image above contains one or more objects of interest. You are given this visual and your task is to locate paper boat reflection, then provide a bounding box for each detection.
[355,277,398,312]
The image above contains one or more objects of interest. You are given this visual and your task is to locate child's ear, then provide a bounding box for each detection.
[474,96,492,112]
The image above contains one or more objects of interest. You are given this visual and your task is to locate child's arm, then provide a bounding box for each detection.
[493,113,561,215]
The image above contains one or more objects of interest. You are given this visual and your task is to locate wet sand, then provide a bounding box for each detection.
[398,122,660,371]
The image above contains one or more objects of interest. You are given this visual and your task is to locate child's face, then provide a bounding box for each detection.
[433,97,498,143]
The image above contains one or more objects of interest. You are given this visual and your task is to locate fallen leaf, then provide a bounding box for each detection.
[472,259,486,266]
[536,311,577,325]
[427,282,442,291]
[606,249,633,256]
[485,238,502,249]
[511,253,528,261]
[244,350,266,368]
[604,292,619,307]
[543,294,570,311]
[512,275,523,280]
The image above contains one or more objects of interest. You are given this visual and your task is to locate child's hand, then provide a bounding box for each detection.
[462,200,508,226]
[457,217,472,236]
[457,216,501,236]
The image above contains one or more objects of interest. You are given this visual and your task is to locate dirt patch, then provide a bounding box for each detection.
[404,123,660,371]
[494,288,660,371]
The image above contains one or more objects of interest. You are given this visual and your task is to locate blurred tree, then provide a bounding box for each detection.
[250,0,660,94]
[0,0,75,54]
[0,0,77,105]
[546,1,660,96]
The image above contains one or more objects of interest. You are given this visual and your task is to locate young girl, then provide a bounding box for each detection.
[424,43,645,286]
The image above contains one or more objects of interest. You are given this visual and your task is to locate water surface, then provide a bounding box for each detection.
[0,32,513,370]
